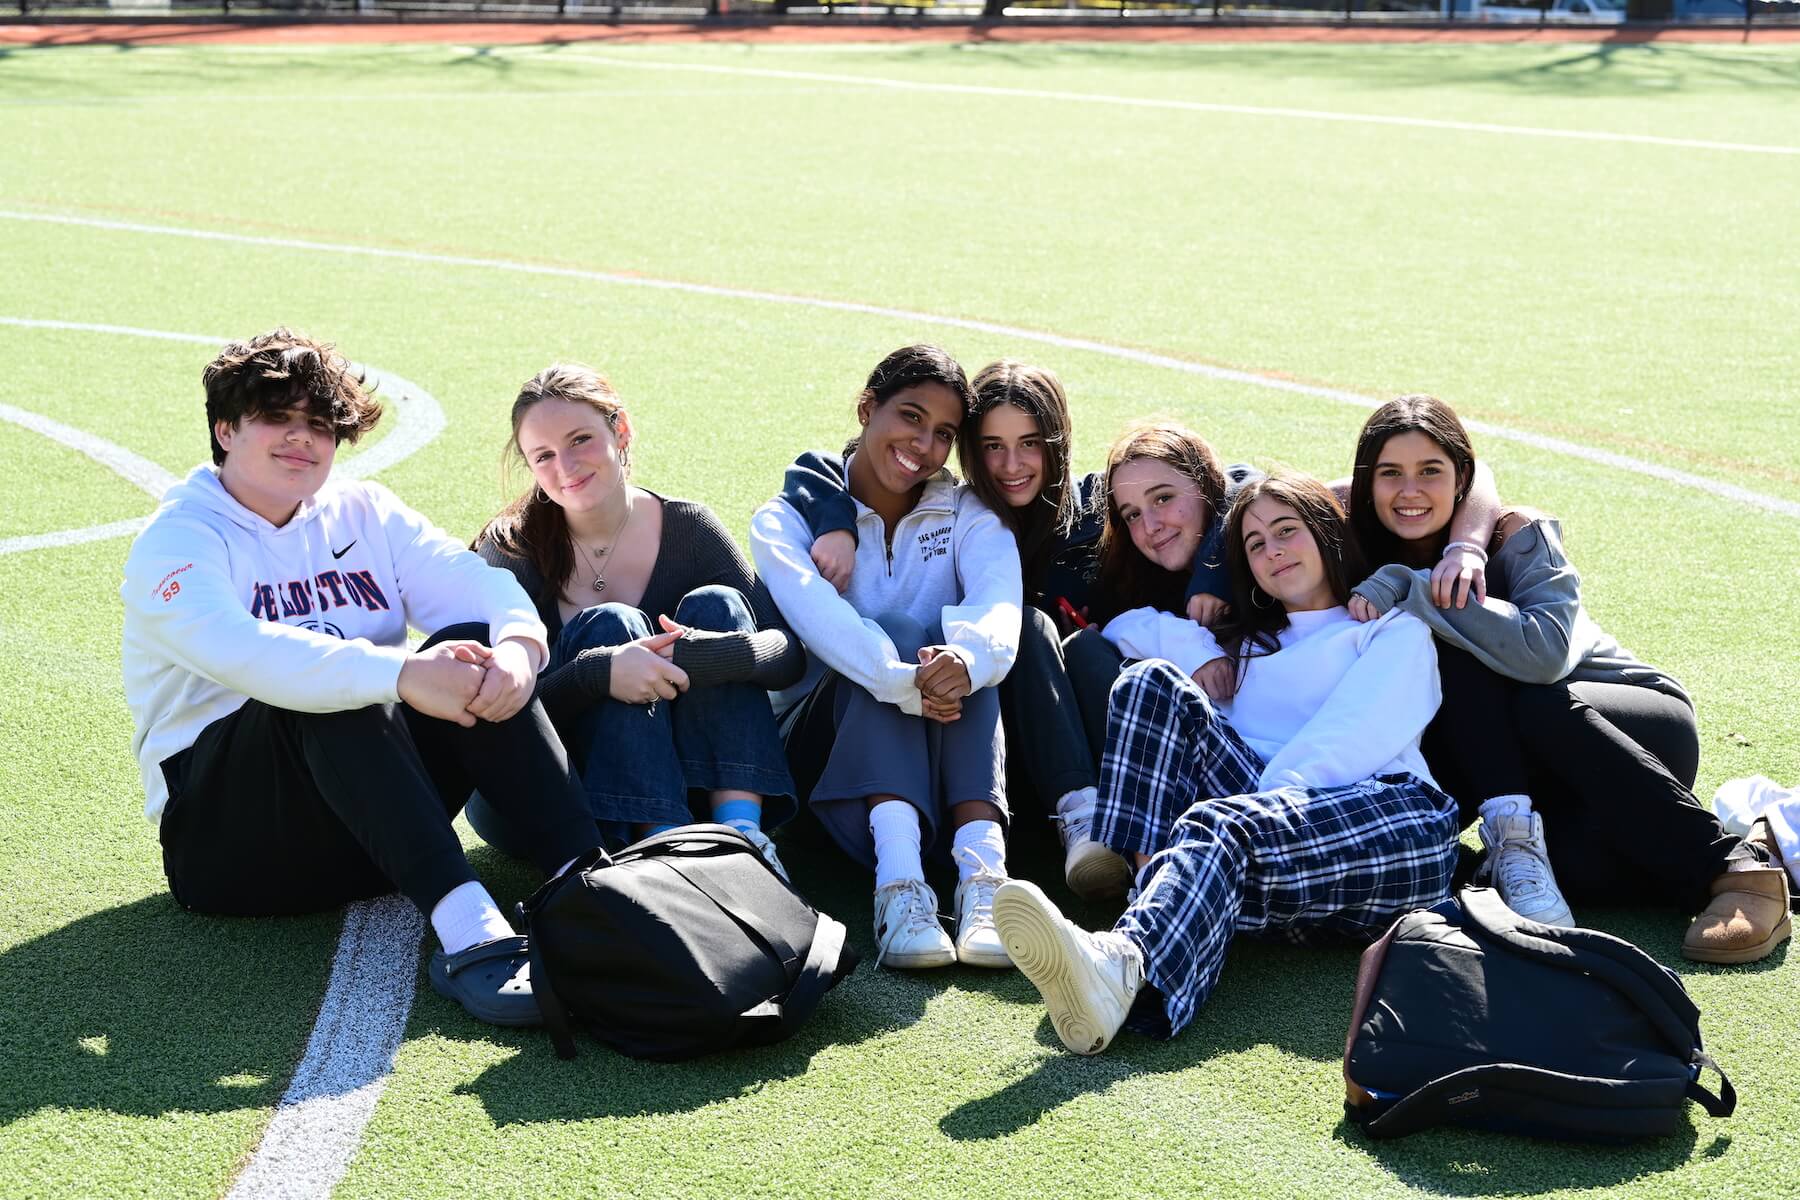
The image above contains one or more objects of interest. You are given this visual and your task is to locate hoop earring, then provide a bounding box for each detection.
[532,484,548,504]
[1250,588,1275,611]
[618,445,631,473]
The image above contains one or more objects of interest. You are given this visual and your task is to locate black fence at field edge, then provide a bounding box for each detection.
[11,0,1797,28]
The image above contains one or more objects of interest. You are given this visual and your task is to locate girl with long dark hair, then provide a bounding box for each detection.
[751,346,1025,970]
[1346,394,1788,963]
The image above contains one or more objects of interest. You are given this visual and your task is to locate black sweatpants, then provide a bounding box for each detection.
[157,624,599,918]
[998,606,1104,817]
[1425,645,1747,910]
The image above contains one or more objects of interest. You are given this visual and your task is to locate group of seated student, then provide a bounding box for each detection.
[122,328,1792,1046]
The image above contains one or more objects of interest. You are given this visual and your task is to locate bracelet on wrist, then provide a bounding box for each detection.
[1442,539,1489,564]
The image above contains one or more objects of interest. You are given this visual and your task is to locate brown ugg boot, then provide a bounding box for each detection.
[1682,866,1792,965]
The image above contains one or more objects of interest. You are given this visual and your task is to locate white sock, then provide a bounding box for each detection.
[1480,795,1534,825]
[429,880,515,955]
[952,819,1008,883]
[1054,786,1099,822]
[870,799,925,890]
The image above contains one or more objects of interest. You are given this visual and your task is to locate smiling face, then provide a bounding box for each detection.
[977,403,1046,509]
[1110,458,1212,574]
[856,381,963,497]
[1370,430,1462,545]
[214,405,338,526]
[515,396,630,516]
[1240,496,1336,614]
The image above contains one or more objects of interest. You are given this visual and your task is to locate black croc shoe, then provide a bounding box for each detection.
[429,935,540,1027]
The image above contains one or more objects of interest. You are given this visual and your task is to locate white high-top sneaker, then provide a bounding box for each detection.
[951,847,1012,968]
[1055,788,1132,902]
[1478,811,1575,928]
[992,879,1145,1055]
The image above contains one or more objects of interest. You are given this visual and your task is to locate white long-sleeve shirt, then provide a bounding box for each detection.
[122,466,547,822]
[750,464,1022,716]
[1102,605,1440,792]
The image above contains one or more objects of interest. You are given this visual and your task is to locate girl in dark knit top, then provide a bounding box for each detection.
[467,364,803,875]
[1345,394,1788,964]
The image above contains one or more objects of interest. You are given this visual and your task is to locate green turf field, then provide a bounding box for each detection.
[1,35,1797,1200]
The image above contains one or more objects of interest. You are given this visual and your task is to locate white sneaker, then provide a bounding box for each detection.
[992,879,1144,1055]
[872,879,956,969]
[951,847,1012,969]
[739,827,789,883]
[1478,812,1575,928]
[1055,789,1132,902]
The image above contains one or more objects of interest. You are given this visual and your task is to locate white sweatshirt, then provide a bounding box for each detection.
[750,464,1023,717]
[121,466,547,822]
[1102,605,1440,793]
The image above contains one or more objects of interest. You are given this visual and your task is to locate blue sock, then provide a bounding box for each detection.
[713,798,762,835]
[646,823,682,836]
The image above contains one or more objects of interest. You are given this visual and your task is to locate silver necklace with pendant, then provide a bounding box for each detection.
[572,495,633,595]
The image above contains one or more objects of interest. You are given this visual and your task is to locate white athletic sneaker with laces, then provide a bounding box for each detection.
[739,827,789,883]
[992,879,1144,1055]
[1478,811,1575,927]
[872,878,957,969]
[1055,788,1133,902]
[951,847,1012,969]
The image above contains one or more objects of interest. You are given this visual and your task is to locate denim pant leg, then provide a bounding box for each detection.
[1094,659,1265,859]
[669,585,799,828]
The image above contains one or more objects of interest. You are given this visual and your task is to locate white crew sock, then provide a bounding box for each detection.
[870,799,926,890]
[1480,795,1534,825]
[429,880,515,955]
[952,819,1008,883]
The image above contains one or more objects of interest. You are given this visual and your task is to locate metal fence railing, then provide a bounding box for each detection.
[9,0,1797,25]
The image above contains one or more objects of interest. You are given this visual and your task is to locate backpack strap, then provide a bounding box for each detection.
[1687,1052,1737,1117]
[651,854,799,968]
[776,912,849,1038]
[1460,888,1701,1056]
[527,928,580,1061]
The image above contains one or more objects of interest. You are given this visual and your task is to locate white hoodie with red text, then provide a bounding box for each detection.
[122,466,546,822]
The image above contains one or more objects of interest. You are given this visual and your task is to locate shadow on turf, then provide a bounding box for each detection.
[0,894,339,1125]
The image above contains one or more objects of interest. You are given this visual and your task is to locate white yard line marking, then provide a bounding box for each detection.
[5,210,1793,520]
[223,896,424,1200]
[0,316,447,555]
[552,53,1800,157]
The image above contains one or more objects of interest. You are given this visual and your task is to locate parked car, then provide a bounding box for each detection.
[1475,0,1628,20]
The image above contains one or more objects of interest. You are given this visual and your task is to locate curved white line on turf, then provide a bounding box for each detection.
[2,214,1794,520]
[554,53,1800,158]
[0,317,448,554]
[224,896,425,1200]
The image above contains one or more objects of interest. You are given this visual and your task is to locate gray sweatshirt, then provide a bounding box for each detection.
[1351,517,1690,706]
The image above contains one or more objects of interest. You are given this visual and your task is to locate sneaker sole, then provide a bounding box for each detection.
[1066,842,1133,903]
[1683,913,1792,965]
[992,882,1118,1055]
[1512,902,1576,929]
[879,945,957,970]
[956,939,1013,969]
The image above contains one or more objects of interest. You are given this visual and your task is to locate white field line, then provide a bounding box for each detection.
[223,896,424,1200]
[5,209,1795,521]
[0,316,448,554]
[551,52,1800,157]
[0,85,868,106]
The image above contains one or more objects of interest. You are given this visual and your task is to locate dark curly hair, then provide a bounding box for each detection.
[202,328,382,466]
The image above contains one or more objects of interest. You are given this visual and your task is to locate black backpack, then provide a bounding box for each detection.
[520,825,858,1061]
[1343,887,1735,1141]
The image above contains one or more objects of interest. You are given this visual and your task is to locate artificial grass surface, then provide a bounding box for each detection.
[0,36,1795,1200]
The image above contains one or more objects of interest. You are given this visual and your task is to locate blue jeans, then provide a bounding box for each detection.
[467,585,795,855]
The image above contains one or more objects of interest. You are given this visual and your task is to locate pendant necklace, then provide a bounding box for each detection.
[572,494,633,595]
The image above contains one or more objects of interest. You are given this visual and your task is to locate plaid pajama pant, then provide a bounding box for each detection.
[1096,659,1459,1039]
